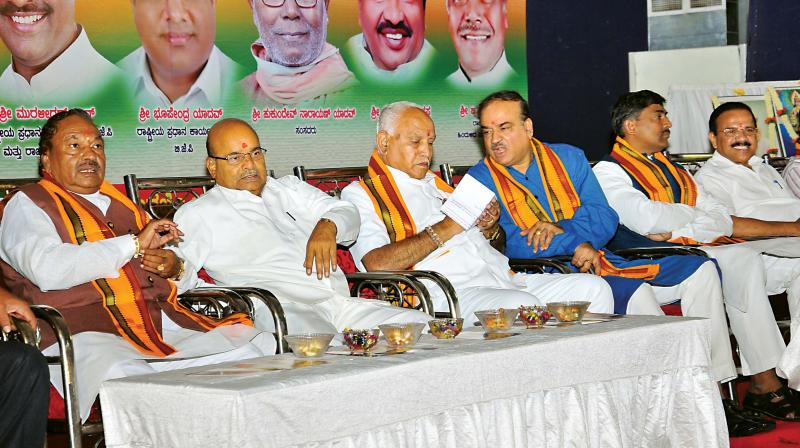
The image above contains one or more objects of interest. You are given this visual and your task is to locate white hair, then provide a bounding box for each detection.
[377,101,424,134]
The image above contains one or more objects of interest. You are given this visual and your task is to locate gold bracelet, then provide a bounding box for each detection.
[424,225,444,248]
[132,234,142,258]
[172,257,185,281]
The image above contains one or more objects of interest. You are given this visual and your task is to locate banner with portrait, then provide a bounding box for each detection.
[0,0,527,182]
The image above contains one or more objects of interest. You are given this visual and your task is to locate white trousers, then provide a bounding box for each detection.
[253,294,432,335]
[46,316,276,421]
[436,272,614,325]
[703,245,792,376]
[764,255,800,389]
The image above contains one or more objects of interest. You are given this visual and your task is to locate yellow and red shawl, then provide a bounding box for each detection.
[486,138,659,279]
[39,176,251,357]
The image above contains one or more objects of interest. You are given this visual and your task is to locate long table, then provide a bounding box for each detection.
[100,316,728,447]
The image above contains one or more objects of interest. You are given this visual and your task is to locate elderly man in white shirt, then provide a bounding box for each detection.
[594,90,800,423]
[694,101,800,393]
[341,102,614,324]
[0,2,120,105]
[0,109,274,421]
[171,118,431,335]
[118,0,243,108]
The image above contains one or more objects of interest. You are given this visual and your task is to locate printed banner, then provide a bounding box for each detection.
[0,0,527,182]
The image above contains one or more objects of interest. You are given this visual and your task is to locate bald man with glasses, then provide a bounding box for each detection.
[171,118,431,335]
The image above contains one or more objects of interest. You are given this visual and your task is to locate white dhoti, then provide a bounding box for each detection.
[45,314,276,421]
[763,251,800,389]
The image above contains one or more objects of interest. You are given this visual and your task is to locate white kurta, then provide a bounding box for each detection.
[340,167,615,322]
[445,51,516,89]
[695,152,800,388]
[0,190,275,421]
[172,176,431,334]
[0,27,121,105]
[594,159,790,376]
[342,34,436,85]
[118,45,243,108]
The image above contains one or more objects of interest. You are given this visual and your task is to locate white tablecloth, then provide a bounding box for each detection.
[100,316,727,448]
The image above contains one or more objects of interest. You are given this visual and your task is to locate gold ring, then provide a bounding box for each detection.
[157,263,165,272]
[535,230,543,236]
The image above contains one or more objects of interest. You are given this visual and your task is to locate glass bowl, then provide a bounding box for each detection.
[379,322,426,349]
[546,301,591,323]
[342,328,381,353]
[518,305,551,328]
[474,308,519,333]
[428,318,464,339]
[284,333,335,358]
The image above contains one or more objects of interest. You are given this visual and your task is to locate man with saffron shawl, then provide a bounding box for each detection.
[594,90,800,428]
[342,101,615,325]
[0,109,275,421]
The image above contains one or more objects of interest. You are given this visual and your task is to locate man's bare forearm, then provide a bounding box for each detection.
[362,217,462,270]
[731,216,800,238]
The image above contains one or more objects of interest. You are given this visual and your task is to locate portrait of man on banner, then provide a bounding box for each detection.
[0,0,120,104]
[343,0,435,85]
[118,0,245,108]
[242,0,356,105]
[445,0,515,88]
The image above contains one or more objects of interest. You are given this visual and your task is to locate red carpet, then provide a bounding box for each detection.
[730,381,800,446]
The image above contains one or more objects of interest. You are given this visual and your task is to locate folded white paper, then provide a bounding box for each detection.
[441,174,496,229]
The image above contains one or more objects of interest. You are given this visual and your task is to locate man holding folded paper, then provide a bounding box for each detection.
[341,101,615,325]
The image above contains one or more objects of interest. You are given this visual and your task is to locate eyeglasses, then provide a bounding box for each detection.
[451,0,498,5]
[721,127,758,137]
[261,0,318,7]
[207,147,267,165]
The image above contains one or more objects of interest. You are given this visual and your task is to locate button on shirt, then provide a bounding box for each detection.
[342,166,521,292]
[695,151,800,221]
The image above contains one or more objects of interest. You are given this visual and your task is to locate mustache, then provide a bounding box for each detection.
[77,160,100,171]
[731,140,752,148]
[240,169,259,179]
[376,20,413,37]
[0,1,53,15]
[458,22,491,34]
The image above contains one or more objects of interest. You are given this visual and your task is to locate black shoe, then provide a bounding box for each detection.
[743,385,800,421]
[723,399,776,437]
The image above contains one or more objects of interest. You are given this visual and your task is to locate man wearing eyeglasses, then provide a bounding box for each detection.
[593,91,800,429]
[242,0,356,105]
[171,118,431,335]
[119,0,244,108]
[445,0,516,88]
[694,102,800,396]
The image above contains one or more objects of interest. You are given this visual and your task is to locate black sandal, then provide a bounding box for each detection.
[743,385,800,421]
[723,399,776,437]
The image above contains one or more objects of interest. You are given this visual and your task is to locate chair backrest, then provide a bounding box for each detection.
[766,156,790,173]
[0,178,39,199]
[438,163,471,187]
[293,165,367,198]
[123,174,216,219]
[668,153,712,174]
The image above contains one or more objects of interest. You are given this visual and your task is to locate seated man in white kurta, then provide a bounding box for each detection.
[594,90,800,422]
[341,102,614,324]
[694,101,800,393]
[0,109,274,422]
[172,118,431,334]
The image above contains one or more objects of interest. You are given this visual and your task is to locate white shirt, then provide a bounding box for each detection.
[0,27,121,104]
[172,177,359,305]
[342,33,436,85]
[445,51,516,88]
[0,190,136,292]
[118,45,242,108]
[695,152,800,222]
[341,167,520,291]
[593,159,733,243]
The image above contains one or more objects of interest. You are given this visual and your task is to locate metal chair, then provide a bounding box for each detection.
[292,165,461,318]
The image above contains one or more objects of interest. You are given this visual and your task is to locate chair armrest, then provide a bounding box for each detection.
[613,246,708,259]
[509,257,573,274]
[345,272,435,318]
[378,270,460,319]
[180,287,253,318]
